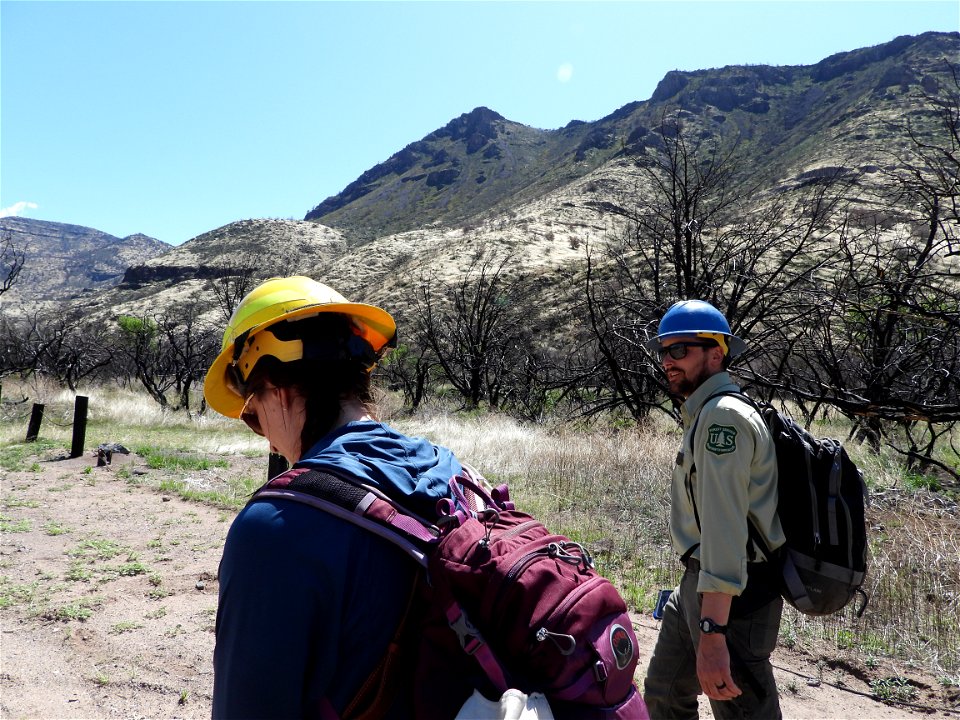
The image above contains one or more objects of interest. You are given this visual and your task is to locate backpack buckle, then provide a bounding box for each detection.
[449,609,484,654]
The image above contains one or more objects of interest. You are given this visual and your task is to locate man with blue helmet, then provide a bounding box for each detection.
[642,300,786,719]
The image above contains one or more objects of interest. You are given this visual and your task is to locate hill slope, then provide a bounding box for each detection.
[304,31,959,240]
[0,217,169,304]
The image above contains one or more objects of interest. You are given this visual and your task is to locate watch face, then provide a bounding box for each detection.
[700,618,725,633]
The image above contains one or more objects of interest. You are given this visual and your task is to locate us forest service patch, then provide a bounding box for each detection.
[706,424,738,455]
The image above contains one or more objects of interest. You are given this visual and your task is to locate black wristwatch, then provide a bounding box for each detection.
[699,617,728,635]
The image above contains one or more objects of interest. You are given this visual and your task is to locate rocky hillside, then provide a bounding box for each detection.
[0,217,169,305]
[78,219,348,320]
[305,31,959,241]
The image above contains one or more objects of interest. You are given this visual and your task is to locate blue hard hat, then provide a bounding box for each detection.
[646,300,747,357]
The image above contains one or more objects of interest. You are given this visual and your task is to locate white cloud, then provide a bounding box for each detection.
[0,201,39,218]
[557,62,574,83]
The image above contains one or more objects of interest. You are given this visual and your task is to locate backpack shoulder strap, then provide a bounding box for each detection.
[252,467,433,720]
[688,390,758,452]
[252,467,439,567]
[685,390,774,563]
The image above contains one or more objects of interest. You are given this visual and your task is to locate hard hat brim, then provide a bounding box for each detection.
[203,300,396,418]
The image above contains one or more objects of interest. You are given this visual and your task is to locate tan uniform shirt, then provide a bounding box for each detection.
[670,372,785,596]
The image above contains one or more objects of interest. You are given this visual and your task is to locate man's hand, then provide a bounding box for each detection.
[697,633,741,701]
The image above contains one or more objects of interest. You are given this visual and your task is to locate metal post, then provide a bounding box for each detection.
[26,403,45,442]
[71,396,89,458]
[268,452,289,479]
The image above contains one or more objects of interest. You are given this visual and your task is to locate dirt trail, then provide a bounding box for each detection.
[1,451,956,719]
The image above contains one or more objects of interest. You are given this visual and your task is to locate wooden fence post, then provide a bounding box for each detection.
[25,403,44,442]
[71,396,89,458]
[268,452,289,479]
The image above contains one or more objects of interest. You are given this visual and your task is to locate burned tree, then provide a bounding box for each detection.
[411,249,528,409]
[1,230,25,297]
[777,71,960,477]
[584,110,851,420]
[115,307,219,413]
[207,260,262,323]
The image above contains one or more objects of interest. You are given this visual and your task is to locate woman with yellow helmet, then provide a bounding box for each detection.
[205,276,464,719]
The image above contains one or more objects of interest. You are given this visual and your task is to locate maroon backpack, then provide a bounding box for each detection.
[254,465,648,720]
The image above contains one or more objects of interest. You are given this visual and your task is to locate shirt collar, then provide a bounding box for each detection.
[680,371,738,424]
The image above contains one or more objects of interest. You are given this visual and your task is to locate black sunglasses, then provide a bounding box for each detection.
[656,341,717,361]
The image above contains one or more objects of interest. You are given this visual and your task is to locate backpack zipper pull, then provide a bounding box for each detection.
[477,508,500,548]
[536,627,577,656]
[549,541,595,571]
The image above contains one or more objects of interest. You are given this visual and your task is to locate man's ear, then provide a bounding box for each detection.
[708,346,726,371]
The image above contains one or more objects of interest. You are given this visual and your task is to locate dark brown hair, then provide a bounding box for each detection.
[244,314,377,455]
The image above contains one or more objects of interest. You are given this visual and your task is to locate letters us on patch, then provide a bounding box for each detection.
[706,424,738,455]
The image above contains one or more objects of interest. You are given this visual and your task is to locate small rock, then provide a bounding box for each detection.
[195,581,205,591]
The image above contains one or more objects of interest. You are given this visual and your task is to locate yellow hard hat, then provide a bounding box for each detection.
[203,276,396,418]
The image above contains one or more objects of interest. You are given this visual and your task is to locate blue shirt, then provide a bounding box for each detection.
[212,421,462,719]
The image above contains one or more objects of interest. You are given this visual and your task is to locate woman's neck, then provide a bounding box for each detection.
[336,397,374,428]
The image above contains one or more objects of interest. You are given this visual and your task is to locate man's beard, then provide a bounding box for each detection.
[669,365,712,398]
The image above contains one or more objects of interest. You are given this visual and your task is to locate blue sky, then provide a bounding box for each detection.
[2,1,957,246]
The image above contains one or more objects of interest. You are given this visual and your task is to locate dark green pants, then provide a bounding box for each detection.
[642,562,783,720]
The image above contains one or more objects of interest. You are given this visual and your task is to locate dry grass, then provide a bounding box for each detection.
[0,376,262,456]
[2,380,958,677]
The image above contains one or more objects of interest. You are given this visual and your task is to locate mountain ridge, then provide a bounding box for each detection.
[304,31,958,240]
[0,217,169,304]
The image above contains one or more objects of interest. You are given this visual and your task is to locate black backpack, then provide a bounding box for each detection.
[690,391,870,617]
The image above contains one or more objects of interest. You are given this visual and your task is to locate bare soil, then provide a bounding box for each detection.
[1,450,958,719]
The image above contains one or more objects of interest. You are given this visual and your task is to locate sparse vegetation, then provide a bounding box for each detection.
[109,620,144,634]
[116,560,149,577]
[41,597,101,622]
[0,440,61,471]
[65,562,93,582]
[0,578,38,609]
[67,538,124,561]
[870,676,919,704]
[43,520,69,536]
[0,514,32,533]
[144,605,167,619]
[92,672,110,687]
[138,446,228,472]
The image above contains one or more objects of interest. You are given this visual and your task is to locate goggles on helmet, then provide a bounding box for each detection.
[696,332,729,356]
[225,329,304,398]
[224,321,379,399]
